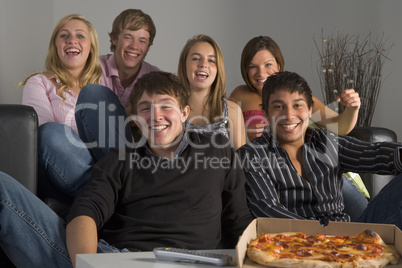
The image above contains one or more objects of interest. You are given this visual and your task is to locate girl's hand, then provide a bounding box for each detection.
[246,121,267,141]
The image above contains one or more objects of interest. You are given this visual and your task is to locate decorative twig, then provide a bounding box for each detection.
[314,30,392,127]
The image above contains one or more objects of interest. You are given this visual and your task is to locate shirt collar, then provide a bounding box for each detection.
[106,53,146,82]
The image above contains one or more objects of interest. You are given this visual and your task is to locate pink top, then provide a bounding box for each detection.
[21,55,160,134]
[22,74,79,133]
[243,110,269,127]
[99,54,160,108]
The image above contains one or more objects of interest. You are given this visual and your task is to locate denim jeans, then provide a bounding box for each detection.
[38,84,133,203]
[0,171,131,267]
[358,173,402,228]
[75,84,133,162]
[342,175,369,221]
[38,122,93,202]
[0,171,71,267]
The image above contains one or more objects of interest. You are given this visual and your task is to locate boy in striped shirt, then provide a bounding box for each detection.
[237,71,402,229]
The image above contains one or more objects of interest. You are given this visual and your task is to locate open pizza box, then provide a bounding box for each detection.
[236,218,402,267]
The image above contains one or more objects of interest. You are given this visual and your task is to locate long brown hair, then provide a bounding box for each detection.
[177,34,226,122]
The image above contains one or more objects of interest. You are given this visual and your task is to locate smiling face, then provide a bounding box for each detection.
[134,92,190,156]
[248,49,280,94]
[267,89,312,148]
[55,19,91,77]
[185,41,217,92]
[112,27,150,75]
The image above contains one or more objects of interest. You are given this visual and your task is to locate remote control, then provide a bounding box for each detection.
[153,247,233,266]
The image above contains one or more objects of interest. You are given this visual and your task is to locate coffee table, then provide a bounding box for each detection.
[76,249,236,268]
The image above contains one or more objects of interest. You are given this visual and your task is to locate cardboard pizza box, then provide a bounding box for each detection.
[236,218,402,267]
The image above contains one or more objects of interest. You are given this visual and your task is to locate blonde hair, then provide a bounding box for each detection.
[19,14,102,99]
[177,34,226,122]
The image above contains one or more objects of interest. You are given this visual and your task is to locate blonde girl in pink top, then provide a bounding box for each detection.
[20,14,102,205]
[21,15,102,132]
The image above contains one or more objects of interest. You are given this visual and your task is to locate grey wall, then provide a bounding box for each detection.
[1,0,401,140]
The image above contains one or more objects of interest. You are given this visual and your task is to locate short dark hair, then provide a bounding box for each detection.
[261,71,314,114]
[130,71,190,114]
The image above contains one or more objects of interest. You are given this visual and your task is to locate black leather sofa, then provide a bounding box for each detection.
[348,126,398,198]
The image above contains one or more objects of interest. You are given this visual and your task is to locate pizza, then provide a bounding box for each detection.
[247,229,400,267]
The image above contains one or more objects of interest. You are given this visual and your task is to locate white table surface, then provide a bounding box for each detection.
[76,249,236,268]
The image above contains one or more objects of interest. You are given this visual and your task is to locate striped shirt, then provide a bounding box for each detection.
[22,74,79,133]
[237,126,402,222]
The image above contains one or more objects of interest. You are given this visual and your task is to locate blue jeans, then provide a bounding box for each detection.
[358,173,402,228]
[0,171,71,267]
[342,175,369,221]
[75,84,133,161]
[38,123,93,202]
[38,84,132,203]
[0,171,130,267]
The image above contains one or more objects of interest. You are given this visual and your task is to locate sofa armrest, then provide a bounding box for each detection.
[348,126,397,143]
[348,126,397,198]
[0,104,38,195]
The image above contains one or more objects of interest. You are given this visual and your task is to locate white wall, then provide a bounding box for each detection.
[1,0,401,140]
[0,0,53,104]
